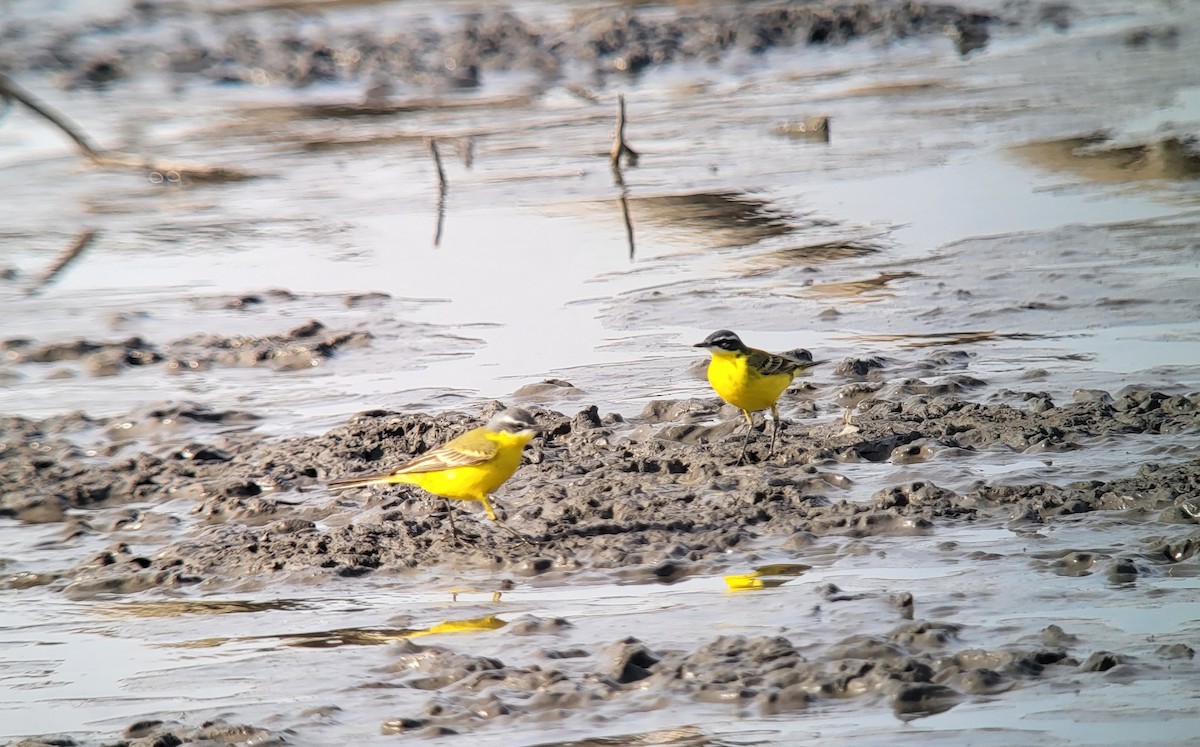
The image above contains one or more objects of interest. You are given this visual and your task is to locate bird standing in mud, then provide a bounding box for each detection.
[694,330,821,463]
[327,408,540,545]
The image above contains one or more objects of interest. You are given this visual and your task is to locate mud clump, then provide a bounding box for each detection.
[3,320,370,378]
[372,622,1079,732]
[14,718,287,747]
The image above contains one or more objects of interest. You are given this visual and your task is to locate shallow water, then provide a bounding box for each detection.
[2,0,1200,744]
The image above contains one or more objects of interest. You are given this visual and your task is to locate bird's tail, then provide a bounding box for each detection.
[780,349,823,372]
[327,472,393,491]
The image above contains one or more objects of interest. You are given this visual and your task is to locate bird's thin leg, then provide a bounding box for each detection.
[481,495,537,547]
[445,501,461,546]
[768,404,782,457]
[737,410,755,465]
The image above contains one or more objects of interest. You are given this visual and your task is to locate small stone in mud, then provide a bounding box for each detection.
[122,720,165,738]
[1124,25,1179,47]
[943,667,1009,695]
[1107,557,1140,583]
[380,718,429,734]
[513,378,585,402]
[602,639,659,684]
[542,647,590,659]
[2,571,59,590]
[1073,388,1114,404]
[1080,651,1123,672]
[175,443,233,462]
[1040,624,1079,646]
[2,496,69,524]
[508,615,571,635]
[1056,551,1098,576]
[652,560,685,581]
[756,684,813,714]
[514,557,553,575]
[1155,643,1194,659]
[344,292,391,306]
[891,682,960,717]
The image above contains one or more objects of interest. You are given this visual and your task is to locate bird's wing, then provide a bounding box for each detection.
[748,349,819,376]
[387,428,497,475]
[326,428,496,490]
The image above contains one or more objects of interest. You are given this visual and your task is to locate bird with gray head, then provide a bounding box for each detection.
[694,329,822,462]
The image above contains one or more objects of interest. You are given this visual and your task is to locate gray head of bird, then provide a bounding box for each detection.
[486,407,540,435]
[694,329,746,353]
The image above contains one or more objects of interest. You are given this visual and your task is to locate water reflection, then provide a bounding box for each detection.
[174,613,508,649]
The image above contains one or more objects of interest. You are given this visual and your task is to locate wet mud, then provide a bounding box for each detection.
[4,0,1200,743]
[1014,132,1200,184]
[0,2,1012,92]
[4,383,1199,740]
[6,388,1199,587]
[3,318,371,377]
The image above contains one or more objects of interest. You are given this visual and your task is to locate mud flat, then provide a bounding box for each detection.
[4,385,1200,743]
[3,0,1200,744]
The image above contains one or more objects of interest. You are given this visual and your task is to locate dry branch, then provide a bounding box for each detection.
[426,137,448,246]
[0,72,254,183]
[26,228,99,296]
[610,94,639,168]
[426,136,447,193]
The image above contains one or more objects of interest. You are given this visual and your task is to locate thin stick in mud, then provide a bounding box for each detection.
[26,228,99,296]
[608,95,638,258]
[0,72,253,183]
[426,137,448,246]
[610,94,639,168]
[0,72,103,158]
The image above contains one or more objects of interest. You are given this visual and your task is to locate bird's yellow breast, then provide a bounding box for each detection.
[396,430,532,502]
[707,350,795,413]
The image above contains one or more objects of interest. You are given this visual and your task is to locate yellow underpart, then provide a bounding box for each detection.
[389,430,533,520]
[706,349,795,414]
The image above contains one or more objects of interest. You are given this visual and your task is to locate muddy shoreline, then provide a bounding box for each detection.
[5,385,1199,742]
[4,0,1200,743]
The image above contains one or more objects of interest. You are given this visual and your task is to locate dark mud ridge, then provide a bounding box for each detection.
[4,388,1199,585]
[3,319,370,377]
[4,387,1199,741]
[12,719,289,747]
[0,1,1065,91]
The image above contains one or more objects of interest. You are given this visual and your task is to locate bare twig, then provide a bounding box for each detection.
[427,136,447,192]
[0,72,254,183]
[427,137,448,246]
[0,72,103,158]
[608,97,637,258]
[26,228,99,296]
[610,94,639,168]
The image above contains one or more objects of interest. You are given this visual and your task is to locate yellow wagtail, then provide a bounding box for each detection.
[327,408,540,544]
[693,330,821,461]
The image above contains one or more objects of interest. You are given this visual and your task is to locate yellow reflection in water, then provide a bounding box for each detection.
[724,563,811,591]
[171,614,508,649]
